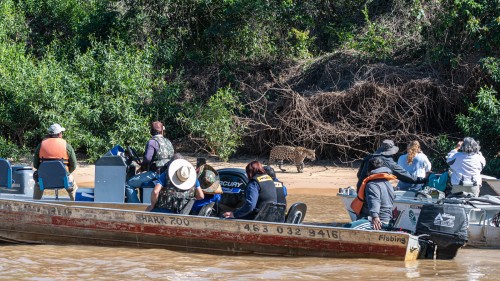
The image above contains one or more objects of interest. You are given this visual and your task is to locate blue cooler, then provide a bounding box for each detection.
[76,188,95,201]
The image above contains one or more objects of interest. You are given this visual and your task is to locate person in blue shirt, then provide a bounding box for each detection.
[223,160,277,220]
[145,154,203,213]
[191,160,222,215]
[264,165,287,207]
[397,140,432,191]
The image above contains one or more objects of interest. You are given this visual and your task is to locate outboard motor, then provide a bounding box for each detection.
[217,168,248,210]
[415,201,468,259]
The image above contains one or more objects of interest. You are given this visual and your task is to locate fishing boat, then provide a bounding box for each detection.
[0,155,465,260]
[338,180,500,249]
[0,197,424,261]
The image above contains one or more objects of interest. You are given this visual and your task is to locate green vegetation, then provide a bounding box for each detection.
[456,87,500,176]
[178,87,245,161]
[0,0,498,173]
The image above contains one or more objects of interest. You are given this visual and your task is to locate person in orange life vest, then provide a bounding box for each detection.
[33,123,78,200]
[347,157,396,230]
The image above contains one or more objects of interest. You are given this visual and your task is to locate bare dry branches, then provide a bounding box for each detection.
[239,57,481,162]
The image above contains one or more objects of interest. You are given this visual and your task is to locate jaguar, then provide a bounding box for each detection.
[268,145,316,173]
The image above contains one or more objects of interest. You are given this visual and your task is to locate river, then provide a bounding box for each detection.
[0,194,499,280]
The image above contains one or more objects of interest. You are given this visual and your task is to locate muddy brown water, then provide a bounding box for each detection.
[0,194,499,280]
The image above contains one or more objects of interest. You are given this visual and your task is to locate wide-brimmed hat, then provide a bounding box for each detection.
[375,139,399,156]
[168,159,196,190]
[197,164,222,194]
[48,123,65,134]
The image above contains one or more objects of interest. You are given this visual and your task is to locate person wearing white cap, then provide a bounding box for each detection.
[145,154,204,213]
[33,123,78,200]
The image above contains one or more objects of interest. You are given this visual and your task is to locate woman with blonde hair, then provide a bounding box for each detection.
[397,140,432,191]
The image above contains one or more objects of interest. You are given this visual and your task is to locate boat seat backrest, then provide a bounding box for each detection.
[180,198,196,215]
[285,202,307,224]
[196,202,216,217]
[427,172,449,192]
[0,158,13,188]
[38,161,71,190]
[254,202,286,223]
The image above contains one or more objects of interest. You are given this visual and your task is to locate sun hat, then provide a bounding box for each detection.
[48,123,66,134]
[375,139,399,156]
[197,164,222,194]
[168,159,197,190]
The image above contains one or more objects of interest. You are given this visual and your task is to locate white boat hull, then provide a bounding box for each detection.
[338,191,500,248]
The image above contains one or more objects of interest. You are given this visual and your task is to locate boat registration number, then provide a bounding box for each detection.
[243,224,339,239]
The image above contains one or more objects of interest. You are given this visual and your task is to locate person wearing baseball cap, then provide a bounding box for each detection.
[356,139,426,191]
[126,121,175,203]
[33,123,78,200]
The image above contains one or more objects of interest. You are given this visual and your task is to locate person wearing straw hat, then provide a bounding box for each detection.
[33,123,78,200]
[356,139,425,191]
[146,154,204,213]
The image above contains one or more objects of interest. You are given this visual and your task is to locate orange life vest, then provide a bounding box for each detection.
[39,138,69,170]
[351,173,397,215]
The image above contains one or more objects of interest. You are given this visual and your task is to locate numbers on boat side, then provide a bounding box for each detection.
[244,224,269,232]
[170,217,190,226]
[308,229,339,239]
[242,224,338,239]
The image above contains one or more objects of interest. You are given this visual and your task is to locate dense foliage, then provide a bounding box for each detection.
[0,0,498,175]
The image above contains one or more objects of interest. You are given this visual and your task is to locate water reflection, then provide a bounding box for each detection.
[0,195,498,280]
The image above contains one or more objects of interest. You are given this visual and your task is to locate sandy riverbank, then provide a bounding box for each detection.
[74,156,358,196]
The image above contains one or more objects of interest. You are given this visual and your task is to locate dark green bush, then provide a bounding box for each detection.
[456,87,500,177]
[178,87,245,161]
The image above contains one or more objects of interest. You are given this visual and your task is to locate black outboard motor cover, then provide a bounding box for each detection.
[218,168,248,209]
[416,203,468,259]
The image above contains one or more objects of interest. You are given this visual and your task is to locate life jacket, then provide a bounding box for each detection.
[253,174,278,213]
[150,135,174,172]
[39,138,69,171]
[273,180,287,205]
[351,173,397,216]
[155,179,194,213]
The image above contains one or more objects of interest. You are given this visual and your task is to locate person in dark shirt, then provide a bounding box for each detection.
[126,121,174,203]
[264,165,287,207]
[356,139,425,191]
[347,157,396,230]
[223,161,277,220]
